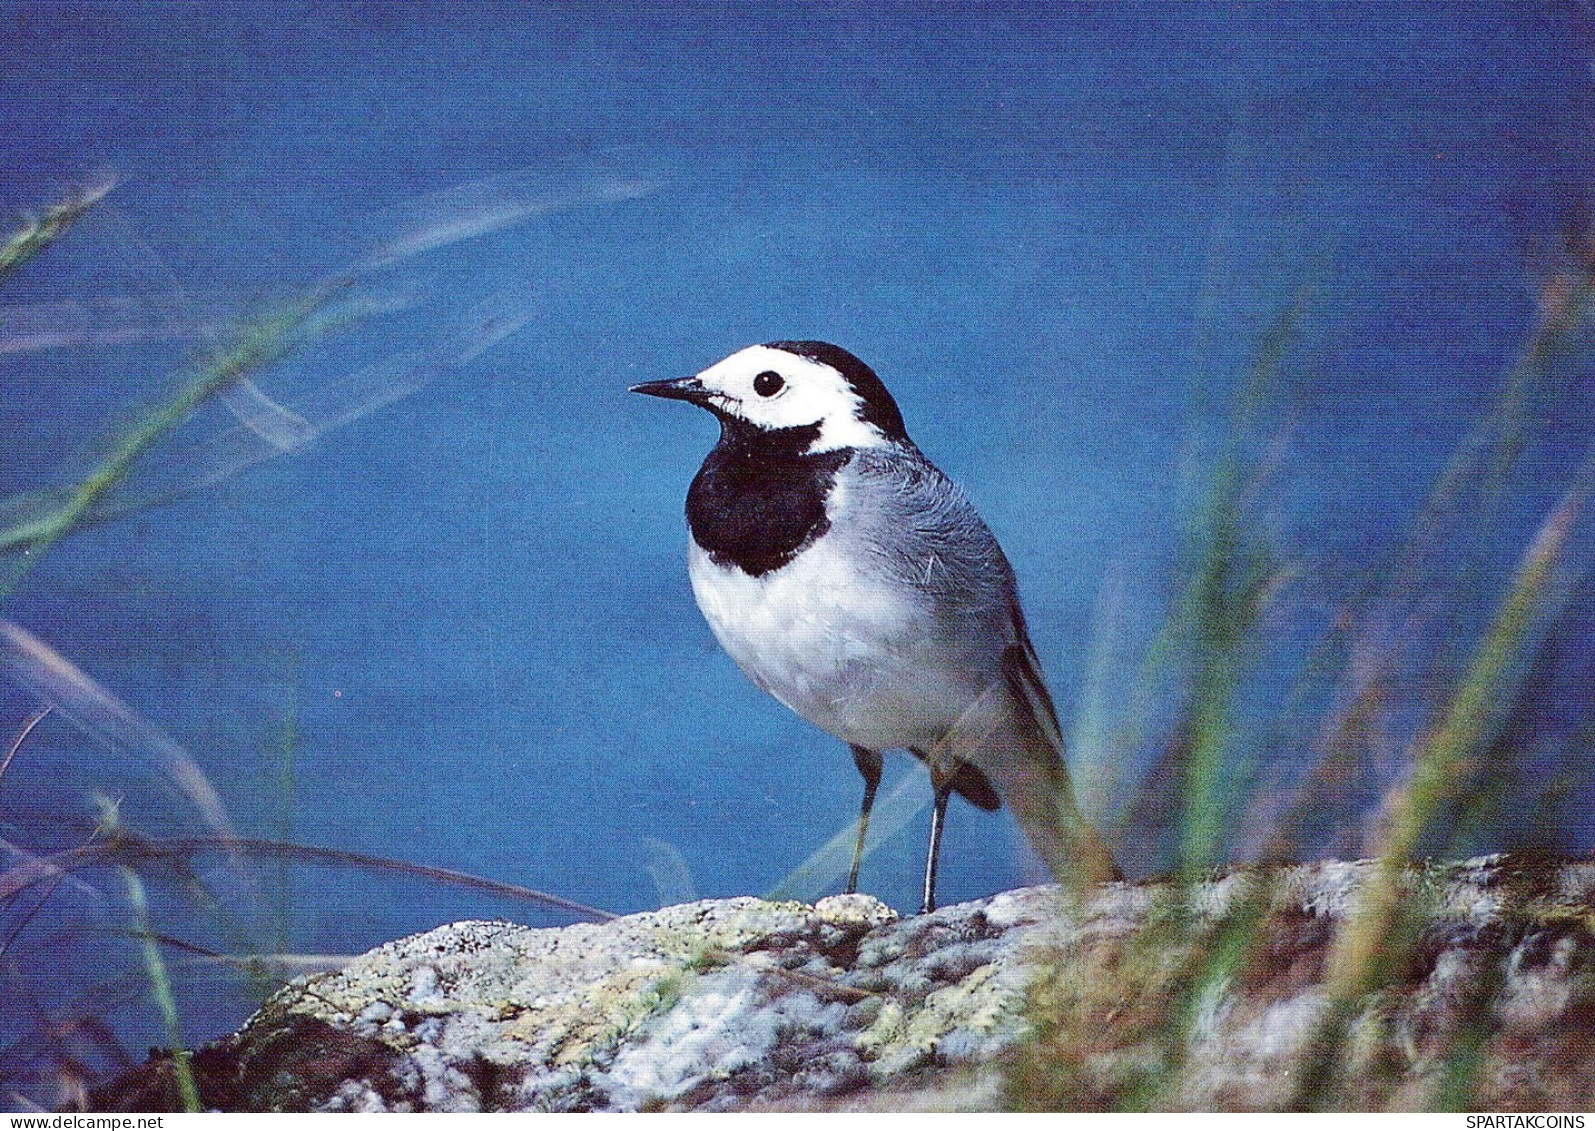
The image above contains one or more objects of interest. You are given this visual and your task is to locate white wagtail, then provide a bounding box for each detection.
[633,341,1122,912]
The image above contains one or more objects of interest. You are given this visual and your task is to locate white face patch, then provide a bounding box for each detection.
[693,345,891,452]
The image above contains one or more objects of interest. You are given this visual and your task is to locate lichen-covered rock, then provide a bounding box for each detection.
[84,857,1595,1111]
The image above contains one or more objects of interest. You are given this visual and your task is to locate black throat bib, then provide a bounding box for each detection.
[686,421,851,578]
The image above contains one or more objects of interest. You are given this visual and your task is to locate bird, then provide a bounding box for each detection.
[632,340,1122,912]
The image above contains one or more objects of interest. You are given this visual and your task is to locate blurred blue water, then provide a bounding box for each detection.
[1,0,1593,1090]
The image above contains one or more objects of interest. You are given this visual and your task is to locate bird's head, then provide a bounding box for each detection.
[631,340,909,452]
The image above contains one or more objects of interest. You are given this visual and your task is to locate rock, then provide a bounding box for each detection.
[85,857,1595,1111]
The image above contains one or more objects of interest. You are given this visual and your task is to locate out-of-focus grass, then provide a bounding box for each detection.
[0,722,616,1107]
[1172,298,1302,882]
[95,798,200,1113]
[1292,457,1592,1111]
[0,290,326,603]
[0,179,114,291]
[1013,214,1595,1111]
[0,169,668,1108]
[0,184,605,1110]
[0,185,326,1104]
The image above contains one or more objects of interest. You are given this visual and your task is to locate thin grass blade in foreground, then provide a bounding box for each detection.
[0,286,536,555]
[764,771,933,903]
[356,164,656,270]
[1174,299,1303,881]
[0,705,49,799]
[0,621,236,841]
[0,836,107,912]
[47,926,353,975]
[0,292,324,602]
[0,179,115,291]
[1394,214,1595,598]
[96,798,200,1114]
[0,836,616,923]
[122,871,200,1114]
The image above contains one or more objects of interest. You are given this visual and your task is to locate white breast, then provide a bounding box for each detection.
[687,536,967,752]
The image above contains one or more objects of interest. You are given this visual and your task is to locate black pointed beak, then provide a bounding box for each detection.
[629,376,711,405]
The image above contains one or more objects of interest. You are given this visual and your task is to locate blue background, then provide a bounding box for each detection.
[1,1,1593,1098]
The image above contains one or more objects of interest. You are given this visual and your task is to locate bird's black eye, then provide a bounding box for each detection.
[753,370,785,397]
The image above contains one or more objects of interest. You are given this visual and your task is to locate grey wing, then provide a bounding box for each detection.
[847,451,1123,884]
[856,446,1068,743]
[845,446,1017,811]
[845,445,1021,650]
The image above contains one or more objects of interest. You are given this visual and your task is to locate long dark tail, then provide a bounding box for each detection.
[938,638,1122,891]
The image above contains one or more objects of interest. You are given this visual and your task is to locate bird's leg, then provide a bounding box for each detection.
[846,745,883,895]
[920,768,956,915]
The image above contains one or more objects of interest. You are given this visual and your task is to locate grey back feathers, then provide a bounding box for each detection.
[842,446,1018,648]
[839,438,1123,889]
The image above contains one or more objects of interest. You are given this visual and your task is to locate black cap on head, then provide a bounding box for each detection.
[764,340,909,443]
